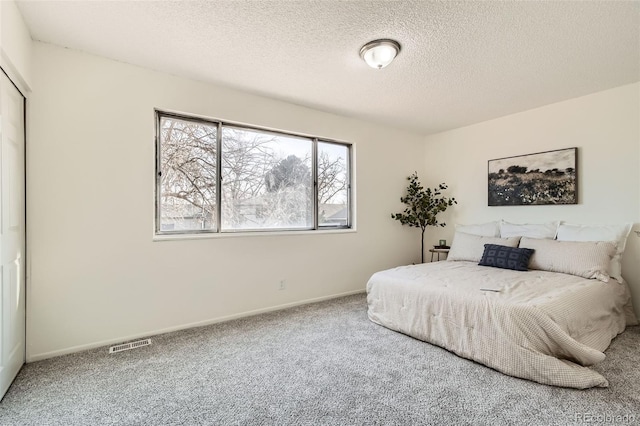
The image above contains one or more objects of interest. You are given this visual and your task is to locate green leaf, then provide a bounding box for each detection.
[391,173,457,257]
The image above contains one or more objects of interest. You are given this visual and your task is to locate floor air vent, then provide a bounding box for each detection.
[109,338,151,354]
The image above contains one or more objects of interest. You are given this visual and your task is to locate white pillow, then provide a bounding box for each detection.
[519,237,616,283]
[455,221,500,237]
[556,223,632,283]
[500,221,559,239]
[447,231,520,263]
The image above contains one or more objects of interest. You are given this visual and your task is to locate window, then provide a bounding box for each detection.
[157,115,217,232]
[156,111,352,235]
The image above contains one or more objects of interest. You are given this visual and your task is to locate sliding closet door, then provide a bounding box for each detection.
[0,70,26,400]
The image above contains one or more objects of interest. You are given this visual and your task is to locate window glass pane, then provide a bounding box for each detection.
[155,111,352,236]
[221,127,313,230]
[318,142,349,227]
[158,116,217,232]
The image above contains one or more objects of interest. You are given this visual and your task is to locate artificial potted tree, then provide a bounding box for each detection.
[392,172,456,263]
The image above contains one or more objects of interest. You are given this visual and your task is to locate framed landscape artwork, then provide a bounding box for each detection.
[488,147,577,206]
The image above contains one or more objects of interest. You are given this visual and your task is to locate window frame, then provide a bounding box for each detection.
[155,110,353,236]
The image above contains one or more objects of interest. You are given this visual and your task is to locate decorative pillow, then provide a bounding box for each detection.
[479,244,534,271]
[455,221,500,237]
[556,223,632,283]
[447,232,520,263]
[519,237,616,282]
[499,220,559,239]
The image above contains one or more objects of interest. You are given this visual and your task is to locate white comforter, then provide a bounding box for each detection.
[366,261,637,389]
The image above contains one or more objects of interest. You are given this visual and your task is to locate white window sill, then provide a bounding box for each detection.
[153,227,357,242]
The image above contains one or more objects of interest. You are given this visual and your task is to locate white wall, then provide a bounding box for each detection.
[26,42,425,360]
[25,34,638,361]
[0,0,32,92]
[423,83,640,317]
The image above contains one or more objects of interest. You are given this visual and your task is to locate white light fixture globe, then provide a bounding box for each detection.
[360,39,401,69]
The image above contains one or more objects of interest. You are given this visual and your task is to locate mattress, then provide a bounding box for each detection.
[366,260,636,388]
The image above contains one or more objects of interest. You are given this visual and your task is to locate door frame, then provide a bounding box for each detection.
[0,65,27,400]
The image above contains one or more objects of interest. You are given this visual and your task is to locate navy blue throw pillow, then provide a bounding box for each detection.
[479,244,534,271]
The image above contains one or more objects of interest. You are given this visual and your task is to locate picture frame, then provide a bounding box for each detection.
[488,147,577,206]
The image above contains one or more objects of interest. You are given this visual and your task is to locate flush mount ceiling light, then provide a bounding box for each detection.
[359,39,401,69]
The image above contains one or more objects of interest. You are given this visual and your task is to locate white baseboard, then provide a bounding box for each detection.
[27,289,365,362]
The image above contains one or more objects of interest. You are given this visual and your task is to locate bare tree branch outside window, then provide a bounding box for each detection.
[318,142,348,227]
[159,117,217,231]
[157,113,351,234]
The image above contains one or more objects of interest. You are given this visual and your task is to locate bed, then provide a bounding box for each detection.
[366,222,637,389]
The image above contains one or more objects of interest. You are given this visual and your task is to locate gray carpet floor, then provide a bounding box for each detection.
[1,293,639,425]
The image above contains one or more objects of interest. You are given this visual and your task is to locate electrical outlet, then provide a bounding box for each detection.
[278,280,286,291]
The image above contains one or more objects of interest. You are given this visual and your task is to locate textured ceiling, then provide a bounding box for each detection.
[15,0,640,135]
